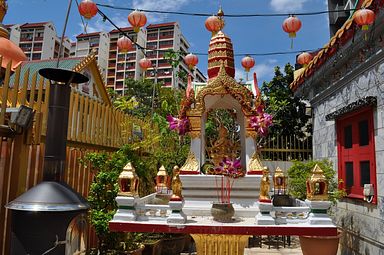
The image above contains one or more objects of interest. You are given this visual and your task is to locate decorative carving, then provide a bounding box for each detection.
[248,152,266,172]
[306,164,329,201]
[259,168,271,201]
[325,96,376,120]
[180,151,199,172]
[189,130,201,139]
[194,62,255,114]
[245,129,257,139]
[0,0,7,23]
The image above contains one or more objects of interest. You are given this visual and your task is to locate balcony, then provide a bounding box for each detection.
[159,35,173,40]
[34,37,44,41]
[33,47,42,51]
[20,37,33,42]
[158,62,170,67]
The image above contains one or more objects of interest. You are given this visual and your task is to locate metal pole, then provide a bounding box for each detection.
[56,0,73,68]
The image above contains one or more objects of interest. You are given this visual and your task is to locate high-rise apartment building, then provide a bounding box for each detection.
[145,22,190,88]
[74,22,206,94]
[6,22,71,61]
[74,31,110,78]
[106,27,146,93]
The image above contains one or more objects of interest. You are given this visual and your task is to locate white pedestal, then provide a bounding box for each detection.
[305,199,333,225]
[167,200,187,224]
[112,196,137,222]
[255,202,275,225]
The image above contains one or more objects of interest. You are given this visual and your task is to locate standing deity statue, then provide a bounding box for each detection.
[259,168,271,202]
[171,165,182,200]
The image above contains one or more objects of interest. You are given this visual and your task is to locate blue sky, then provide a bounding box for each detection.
[5,0,331,84]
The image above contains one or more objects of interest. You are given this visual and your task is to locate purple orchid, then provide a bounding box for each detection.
[216,158,244,178]
[166,115,189,135]
[249,110,273,137]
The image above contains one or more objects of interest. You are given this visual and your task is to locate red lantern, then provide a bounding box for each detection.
[241,56,255,72]
[282,16,302,38]
[205,15,222,36]
[297,52,313,67]
[78,0,98,20]
[354,9,375,31]
[184,53,198,70]
[139,58,152,71]
[117,36,133,53]
[128,10,147,33]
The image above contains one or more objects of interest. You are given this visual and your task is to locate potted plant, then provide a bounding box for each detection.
[160,233,187,255]
[287,159,345,255]
[140,233,163,255]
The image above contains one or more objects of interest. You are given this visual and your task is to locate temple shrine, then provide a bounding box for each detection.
[109,8,338,255]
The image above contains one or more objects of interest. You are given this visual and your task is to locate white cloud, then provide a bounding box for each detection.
[270,0,308,12]
[76,12,128,37]
[132,0,191,23]
[235,59,276,84]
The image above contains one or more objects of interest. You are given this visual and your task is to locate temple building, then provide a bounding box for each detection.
[292,0,384,253]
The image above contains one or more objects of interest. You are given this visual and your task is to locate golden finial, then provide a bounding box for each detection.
[217,6,224,17]
[217,5,225,30]
[0,0,7,24]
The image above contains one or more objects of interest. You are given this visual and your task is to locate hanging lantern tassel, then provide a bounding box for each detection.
[282,16,302,49]
[289,32,296,49]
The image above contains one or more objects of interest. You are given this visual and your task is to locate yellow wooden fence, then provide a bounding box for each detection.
[0,58,150,254]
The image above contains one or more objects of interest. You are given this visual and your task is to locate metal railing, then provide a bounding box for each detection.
[260,135,312,161]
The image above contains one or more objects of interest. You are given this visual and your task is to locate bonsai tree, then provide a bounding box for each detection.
[287,159,346,205]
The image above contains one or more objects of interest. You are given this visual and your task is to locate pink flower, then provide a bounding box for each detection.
[215,158,244,179]
[166,115,189,135]
[249,111,273,137]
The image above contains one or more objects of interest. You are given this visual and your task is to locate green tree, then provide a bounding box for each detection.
[261,63,311,138]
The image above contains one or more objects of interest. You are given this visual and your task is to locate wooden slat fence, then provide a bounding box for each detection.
[0,59,151,254]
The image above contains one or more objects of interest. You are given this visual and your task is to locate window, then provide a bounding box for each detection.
[337,107,377,203]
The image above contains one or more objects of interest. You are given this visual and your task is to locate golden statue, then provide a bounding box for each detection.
[259,168,271,201]
[0,0,7,23]
[306,164,328,201]
[171,166,183,200]
[208,124,237,166]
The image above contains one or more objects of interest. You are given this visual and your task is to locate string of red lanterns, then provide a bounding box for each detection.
[78,0,378,72]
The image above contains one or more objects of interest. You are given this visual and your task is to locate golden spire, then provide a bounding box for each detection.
[0,0,7,24]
